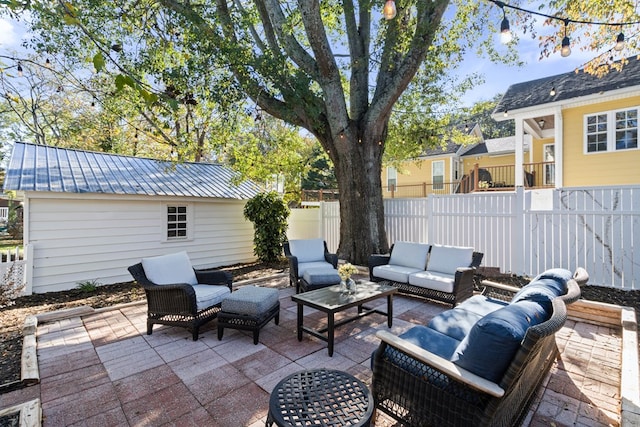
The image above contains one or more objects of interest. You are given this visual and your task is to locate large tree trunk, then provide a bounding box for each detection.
[333,130,389,265]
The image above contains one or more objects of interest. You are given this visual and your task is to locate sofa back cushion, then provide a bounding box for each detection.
[389,241,430,270]
[289,239,326,263]
[428,245,473,275]
[142,251,197,286]
[451,300,549,383]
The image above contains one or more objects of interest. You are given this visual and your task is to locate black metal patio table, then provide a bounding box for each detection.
[291,281,397,356]
[266,369,374,427]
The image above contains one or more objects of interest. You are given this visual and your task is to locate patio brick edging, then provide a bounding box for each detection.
[567,300,639,427]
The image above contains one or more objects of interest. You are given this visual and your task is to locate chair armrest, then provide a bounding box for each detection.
[324,252,338,268]
[144,283,197,314]
[368,254,390,280]
[375,330,505,398]
[194,269,233,291]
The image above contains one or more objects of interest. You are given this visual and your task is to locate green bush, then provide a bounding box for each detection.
[243,192,290,263]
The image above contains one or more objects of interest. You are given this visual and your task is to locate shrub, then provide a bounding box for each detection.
[243,192,290,263]
[76,279,100,293]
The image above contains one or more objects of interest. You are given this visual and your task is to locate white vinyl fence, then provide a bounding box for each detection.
[0,244,33,299]
[289,185,640,290]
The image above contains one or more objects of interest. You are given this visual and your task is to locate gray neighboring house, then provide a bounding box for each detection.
[3,142,262,294]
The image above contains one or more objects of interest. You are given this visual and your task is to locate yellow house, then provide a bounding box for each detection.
[491,55,640,189]
[382,125,483,197]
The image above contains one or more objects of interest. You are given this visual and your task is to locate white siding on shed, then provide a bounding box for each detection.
[26,193,256,293]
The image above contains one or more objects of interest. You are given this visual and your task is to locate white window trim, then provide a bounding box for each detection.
[543,143,555,186]
[584,106,639,154]
[162,203,194,242]
[432,160,444,190]
[387,167,397,190]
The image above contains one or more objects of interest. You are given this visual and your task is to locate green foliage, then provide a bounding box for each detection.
[301,145,337,190]
[6,197,22,241]
[76,279,100,293]
[243,192,290,263]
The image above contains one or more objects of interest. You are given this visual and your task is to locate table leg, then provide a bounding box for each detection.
[387,294,393,328]
[327,313,335,357]
[297,303,303,341]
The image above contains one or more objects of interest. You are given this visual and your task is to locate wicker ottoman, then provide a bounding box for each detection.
[217,286,280,345]
[299,267,341,293]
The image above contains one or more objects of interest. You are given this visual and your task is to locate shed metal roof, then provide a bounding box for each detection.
[3,142,262,200]
[494,55,640,115]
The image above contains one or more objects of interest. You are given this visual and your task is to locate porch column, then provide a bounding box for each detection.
[554,109,563,188]
[515,117,524,187]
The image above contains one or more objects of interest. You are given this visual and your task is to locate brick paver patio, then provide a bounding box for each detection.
[1,276,622,426]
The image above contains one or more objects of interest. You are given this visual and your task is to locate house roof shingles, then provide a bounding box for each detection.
[494,55,640,114]
[3,142,262,200]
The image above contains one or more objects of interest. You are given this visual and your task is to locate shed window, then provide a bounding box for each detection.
[167,205,188,240]
[585,107,638,153]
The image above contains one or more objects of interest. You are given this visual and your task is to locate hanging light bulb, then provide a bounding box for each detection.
[17,63,23,77]
[383,0,397,20]
[500,9,512,44]
[560,21,571,57]
[45,58,51,68]
[614,32,625,51]
[549,87,556,97]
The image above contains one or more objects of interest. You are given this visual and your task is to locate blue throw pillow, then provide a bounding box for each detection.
[532,268,572,289]
[511,278,567,313]
[451,300,549,383]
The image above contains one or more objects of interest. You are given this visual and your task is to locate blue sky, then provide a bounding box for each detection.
[0,14,593,108]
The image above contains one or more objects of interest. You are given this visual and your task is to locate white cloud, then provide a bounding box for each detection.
[0,18,20,48]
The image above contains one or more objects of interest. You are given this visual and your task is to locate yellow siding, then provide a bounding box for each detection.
[563,97,640,187]
[382,156,455,197]
[531,138,554,164]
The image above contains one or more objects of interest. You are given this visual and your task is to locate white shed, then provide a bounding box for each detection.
[3,142,262,294]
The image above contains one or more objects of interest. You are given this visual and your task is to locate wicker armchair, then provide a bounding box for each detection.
[283,239,338,289]
[128,257,232,341]
[372,278,578,427]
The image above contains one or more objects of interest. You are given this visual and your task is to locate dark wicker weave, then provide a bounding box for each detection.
[369,248,484,307]
[266,369,374,427]
[217,301,280,344]
[372,284,574,427]
[283,240,338,290]
[128,263,233,341]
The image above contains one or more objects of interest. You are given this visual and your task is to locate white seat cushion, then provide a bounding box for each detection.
[373,264,423,283]
[389,242,430,270]
[289,239,326,263]
[298,261,336,278]
[141,251,197,286]
[428,245,473,275]
[408,270,456,293]
[192,285,231,311]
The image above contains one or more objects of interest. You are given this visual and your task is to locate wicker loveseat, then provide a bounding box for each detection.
[128,251,233,341]
[371,268,585,427]
[369,242,483,307]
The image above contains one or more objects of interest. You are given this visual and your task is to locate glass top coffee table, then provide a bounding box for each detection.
[291,281,397,356]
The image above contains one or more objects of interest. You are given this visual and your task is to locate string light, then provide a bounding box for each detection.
[498,2,512,44]
[614,32,625,51]
[16,63,23,77]
[45,58,51,68]
[487,0,640,57]
[561,20,571,57]
[383,0,397,20]
[549,87,556,96]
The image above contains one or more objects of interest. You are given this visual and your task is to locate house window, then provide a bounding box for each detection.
[387,167,397,191]
[585,107,638,153]
[432,160,444,191]
[167,205,188,240]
